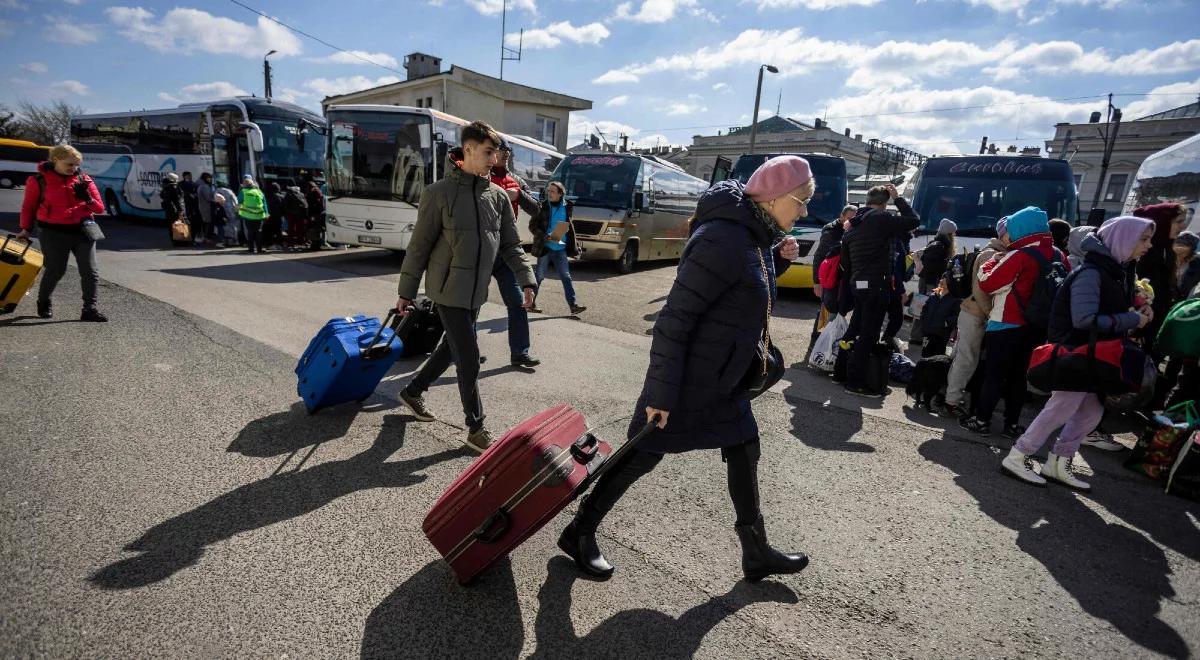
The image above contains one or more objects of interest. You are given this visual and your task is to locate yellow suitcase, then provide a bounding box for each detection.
[1,234,44,314]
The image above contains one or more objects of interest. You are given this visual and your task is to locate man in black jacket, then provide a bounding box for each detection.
[812,204,855,308]
[839,184,920,396]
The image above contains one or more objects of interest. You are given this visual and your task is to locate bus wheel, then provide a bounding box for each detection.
[104,190,122,219]
[617,241,638,274]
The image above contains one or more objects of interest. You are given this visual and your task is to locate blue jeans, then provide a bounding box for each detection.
[492,257,530,359]
[536,249,576,307]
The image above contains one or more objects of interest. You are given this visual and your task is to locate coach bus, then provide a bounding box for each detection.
[1123,132,1200,232]
[0,138,51,189]
[551,151,707,273]
[70,97,326,219]
[324,105,562,251]
[712,152,850,289]
[909,155,1078,251]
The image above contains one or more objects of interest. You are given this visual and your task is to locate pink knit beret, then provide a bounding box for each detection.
[744,155,813,202]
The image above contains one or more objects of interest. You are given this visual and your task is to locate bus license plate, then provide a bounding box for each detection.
[358,235,382,245]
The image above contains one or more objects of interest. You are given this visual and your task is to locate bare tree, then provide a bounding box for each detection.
[0,105,22,139]
[15,99,85,145]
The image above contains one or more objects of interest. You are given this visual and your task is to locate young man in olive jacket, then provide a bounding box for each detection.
[395,121,537,453]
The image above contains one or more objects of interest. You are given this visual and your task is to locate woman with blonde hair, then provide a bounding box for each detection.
[16,144,108,321]
[556,156,807,582]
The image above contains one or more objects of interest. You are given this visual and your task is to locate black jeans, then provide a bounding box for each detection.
[846,287,889,389]
[574,439,763,533]
[406,305,484,431]
[976,326,1037,426]
[37,225,98,308]
[884,286,904,341]
[243,220,263,252]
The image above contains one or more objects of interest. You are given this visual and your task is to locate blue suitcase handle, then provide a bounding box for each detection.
[362,309,402,360]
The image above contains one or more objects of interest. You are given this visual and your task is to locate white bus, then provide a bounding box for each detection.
[0,138,51,189]
[323,105,562,251]
[1123,132,1200,232]
[71,97,326,219]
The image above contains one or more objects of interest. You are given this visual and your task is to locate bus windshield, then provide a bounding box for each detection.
[1124,133,1200,214]
[327,110,432,204]
[554,154,641,209]
[255,118,325,182]
[731,154,847,226]
[912,158,1077,237]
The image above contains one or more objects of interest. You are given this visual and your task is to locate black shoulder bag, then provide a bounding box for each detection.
[736,247,785,399]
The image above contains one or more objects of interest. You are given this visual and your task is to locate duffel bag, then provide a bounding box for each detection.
[1027,322,1148,395]
[1126,401,1198,481]
[1156,298,1200,358]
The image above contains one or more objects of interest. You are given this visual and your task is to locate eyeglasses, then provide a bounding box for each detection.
[787,194,812,207]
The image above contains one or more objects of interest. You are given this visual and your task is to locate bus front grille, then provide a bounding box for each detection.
[573,221,604,236]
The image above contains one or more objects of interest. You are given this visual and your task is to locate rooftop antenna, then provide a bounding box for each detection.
[499,0,523,80]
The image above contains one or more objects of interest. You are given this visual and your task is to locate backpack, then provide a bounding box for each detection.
[1014,247,1068,329]
[1156,298,1200,358]
[945,251,978,299]
[818,254,841,290]
[284,186,308,216]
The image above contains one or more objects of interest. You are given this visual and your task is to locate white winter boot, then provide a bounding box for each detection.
[1042,453,1091,491]
[1000,447,1046,486]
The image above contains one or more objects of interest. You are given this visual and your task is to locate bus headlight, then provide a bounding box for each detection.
[604,226,623,235]
[326,214,340,226]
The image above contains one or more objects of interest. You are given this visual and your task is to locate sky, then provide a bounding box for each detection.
[2,0,1199,156]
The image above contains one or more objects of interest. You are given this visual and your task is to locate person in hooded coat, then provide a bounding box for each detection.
[160,172,184,241]
[1133,202,1188,354]
[556,156,809,583]
[1001,216,1155,491]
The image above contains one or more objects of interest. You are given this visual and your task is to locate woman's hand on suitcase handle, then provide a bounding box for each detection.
[646,407,669,429]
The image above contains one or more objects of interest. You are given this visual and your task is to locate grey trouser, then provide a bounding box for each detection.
[944,310,986,407]
[38,225,99,308]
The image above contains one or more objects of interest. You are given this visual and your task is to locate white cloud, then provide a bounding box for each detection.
[466,0,535,15]
[630,133,672,149]
[613,0,699,23]
[275,87,312,104]
[964,0,1032,15]
[49,80,90,96]
[311,50,400,69]
[606,95,630,107]
[505,21,609,50]
[568,114,643,146]
[987,39,1200,81]
[303,75,402,98]
[1124,78,1200,119]
[20,62,48,75]
[664,100,707,116]
[104,7,302,57]
[158,81,250,104]
[593,70,641,85]
[750,0,881,8]
[711,82,730,92]
[43,17,100,43]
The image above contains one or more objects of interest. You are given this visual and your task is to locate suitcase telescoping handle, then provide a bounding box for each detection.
[361,308,414,360]
[1,234,32,266]
[578,414,659,492]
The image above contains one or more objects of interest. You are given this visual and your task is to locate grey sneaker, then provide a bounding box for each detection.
[399,388,436,422]
[464,427,494,454]
[1082,431,1124,452]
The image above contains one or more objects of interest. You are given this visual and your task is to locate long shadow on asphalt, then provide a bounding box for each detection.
[90,417,471,590]
[360,556,797,659]
[782,377,874,453]
[157,260,361,284]
[227,401,359,458]
[918,436,1190,659]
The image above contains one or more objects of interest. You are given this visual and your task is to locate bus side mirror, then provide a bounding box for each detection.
[634,191,644,211]
[240,122,265,152]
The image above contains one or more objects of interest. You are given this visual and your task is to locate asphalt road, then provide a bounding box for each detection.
[1,188,1197,659]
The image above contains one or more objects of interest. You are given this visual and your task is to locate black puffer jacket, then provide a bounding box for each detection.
[920,233,952,287]
[631,180,789,453]
[839,198,920,290]
[160,181,183,221]
[811,219,845,284]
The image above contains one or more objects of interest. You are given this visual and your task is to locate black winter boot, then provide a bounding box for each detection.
[735,516,809,582]
[557,520,613,579]
[36,299,52,319]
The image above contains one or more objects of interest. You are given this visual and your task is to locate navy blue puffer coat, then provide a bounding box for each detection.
[630,180,790,453]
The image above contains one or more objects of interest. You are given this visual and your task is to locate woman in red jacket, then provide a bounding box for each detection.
[15,145,108,322]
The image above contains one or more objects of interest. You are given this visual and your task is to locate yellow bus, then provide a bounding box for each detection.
[0,138,51,189]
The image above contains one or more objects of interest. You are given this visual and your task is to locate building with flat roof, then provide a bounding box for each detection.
[320,52,591,153]
[1045,99,1200,217]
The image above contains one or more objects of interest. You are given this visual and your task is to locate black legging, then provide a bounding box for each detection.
[976,325,1037,426]
[574,439,762,532]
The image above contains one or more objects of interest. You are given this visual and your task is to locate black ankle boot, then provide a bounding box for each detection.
[80,307,108,323]
[36,299,52,319]
[735,516,809,582]
[557,521,614,579]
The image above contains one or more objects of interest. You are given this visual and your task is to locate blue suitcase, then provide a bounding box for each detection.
[296,311,405,413]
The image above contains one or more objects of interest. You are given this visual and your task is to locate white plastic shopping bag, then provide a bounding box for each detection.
[808,314,848,372]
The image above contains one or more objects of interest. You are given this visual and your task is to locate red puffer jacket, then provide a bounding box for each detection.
[978,232,1068,327]
[19,161,105,231]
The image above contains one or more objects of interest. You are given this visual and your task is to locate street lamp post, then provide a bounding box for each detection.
[263,50,277,100]
[748,64,778,155]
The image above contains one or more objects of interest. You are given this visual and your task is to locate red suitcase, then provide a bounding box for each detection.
[423,404,654,584]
